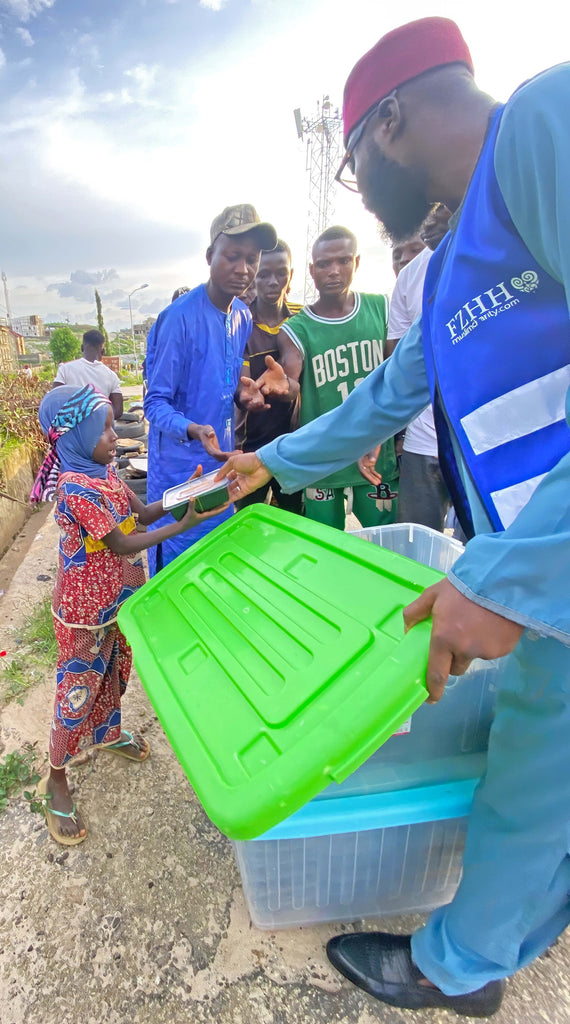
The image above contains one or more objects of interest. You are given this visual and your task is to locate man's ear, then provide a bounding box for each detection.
[376,93,402,142]
[205,245,213,266]
[354,254,361,273]
[286,267,294,294]
[308,262,315,283]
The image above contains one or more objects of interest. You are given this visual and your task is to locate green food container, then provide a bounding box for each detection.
[170,485,229,519]
[163,470,230,518]
[119,505,441,840]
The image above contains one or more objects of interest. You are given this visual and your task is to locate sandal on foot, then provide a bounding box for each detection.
[101,730,150,762]
[37,777,87,847]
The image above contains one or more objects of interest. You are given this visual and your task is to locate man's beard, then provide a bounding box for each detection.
[358,139,432,243]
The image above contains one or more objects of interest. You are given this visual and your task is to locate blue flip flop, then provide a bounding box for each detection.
[101,730,151,762]
[37,777,87,847]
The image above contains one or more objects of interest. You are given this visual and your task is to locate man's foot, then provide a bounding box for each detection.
[326,932,505,1018]
[38,775,87,846]
[101,729,150,762]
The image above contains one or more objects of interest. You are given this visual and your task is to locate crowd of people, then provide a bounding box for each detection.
[30,14,570,1019]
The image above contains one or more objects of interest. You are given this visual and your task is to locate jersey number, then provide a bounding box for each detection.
[337,379,364,403]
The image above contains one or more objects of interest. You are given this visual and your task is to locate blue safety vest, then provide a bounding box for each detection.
[422,103,570,536]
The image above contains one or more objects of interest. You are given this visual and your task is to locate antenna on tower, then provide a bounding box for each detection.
[1,271,12,327]
[293,96,343,301]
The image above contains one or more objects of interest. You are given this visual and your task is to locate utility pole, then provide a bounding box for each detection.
[293,97,343,302]
[128,284,148,378]
[1,271,12,326]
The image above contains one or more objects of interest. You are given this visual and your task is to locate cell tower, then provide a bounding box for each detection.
[294,97,343,302]
[1,271,12,326]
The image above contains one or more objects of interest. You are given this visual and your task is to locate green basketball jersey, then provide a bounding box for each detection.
[282,292,397,488]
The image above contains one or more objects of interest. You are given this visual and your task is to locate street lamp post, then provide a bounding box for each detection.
[128,283,148,375]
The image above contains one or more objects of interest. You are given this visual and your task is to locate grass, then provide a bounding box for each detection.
[0,743,44,813]
[0,435,28,461]
[1,656,33,705]
[21,593,58,664]
[1,595,57,706]
[119,371,142,386]
[37,364,56,382]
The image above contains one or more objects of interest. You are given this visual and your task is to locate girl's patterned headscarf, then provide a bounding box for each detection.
[31,384,111,503]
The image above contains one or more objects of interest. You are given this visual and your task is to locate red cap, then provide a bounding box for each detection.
[343,17,474,145]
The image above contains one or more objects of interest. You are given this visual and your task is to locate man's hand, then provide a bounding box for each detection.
[404,578,524,704]
[256,355,291,399]
[216,451,272,500]
[192,423,231,462]
[358,446,382,486]
[239,377,270,413]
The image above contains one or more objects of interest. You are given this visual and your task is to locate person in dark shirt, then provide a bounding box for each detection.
[235,240,303,513]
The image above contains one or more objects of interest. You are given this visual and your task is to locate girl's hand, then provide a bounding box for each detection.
[176,497,230,532]
[162,465,204,516]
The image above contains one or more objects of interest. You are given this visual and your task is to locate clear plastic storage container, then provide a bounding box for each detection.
[337,524,501,796]
[233,525,500,928]
[233,778,476,929]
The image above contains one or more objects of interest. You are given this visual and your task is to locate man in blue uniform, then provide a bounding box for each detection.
[221,19,570,1017]
[144,204,276,574]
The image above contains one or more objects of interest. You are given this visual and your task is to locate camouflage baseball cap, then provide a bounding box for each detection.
[209,204,277,250]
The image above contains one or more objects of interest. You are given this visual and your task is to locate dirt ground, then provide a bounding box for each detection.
[1,515,570,1024]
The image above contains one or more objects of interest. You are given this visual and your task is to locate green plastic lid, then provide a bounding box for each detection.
[118,506,441,839]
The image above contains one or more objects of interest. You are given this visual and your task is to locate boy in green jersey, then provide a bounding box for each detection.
[250,225,398,529]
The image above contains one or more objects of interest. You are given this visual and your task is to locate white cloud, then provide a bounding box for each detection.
[124,62,158,93]
[15,26,34,45]
[0,48,6,70]
[199,0,229,10]
[0,0,55,21]
[69,33,100,66]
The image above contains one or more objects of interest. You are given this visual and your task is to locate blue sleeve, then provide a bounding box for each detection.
[449,66,570,643]
[144,309,193,442]
[259,318,431,493]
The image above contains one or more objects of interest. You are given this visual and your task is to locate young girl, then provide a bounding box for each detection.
[31,383,225,846]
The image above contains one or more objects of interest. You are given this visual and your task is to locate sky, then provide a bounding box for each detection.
[1,0,569,332]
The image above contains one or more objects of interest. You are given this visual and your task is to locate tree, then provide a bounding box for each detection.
[49,326,81,365]
[95,289,109,353]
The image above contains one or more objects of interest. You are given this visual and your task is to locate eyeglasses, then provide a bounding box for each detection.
[335,90,397,193]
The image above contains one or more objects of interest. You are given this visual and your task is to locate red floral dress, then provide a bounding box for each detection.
[49,467,146,767]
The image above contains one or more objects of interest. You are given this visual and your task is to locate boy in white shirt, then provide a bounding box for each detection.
[53,330,123,420]
[389,206,451,531]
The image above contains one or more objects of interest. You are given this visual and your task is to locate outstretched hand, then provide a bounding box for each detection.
[215,451,271,501]
[256,355,290,398]
[239,376,270,412]
[403,578,524,704]
[358,446,382,486]
[194,424,231,462]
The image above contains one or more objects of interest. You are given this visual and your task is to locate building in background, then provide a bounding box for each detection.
[133,316,157,341]
[9,315,44,338]
[0,324,25,373]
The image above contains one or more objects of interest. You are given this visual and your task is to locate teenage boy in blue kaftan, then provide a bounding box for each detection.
[144,205,276,574]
